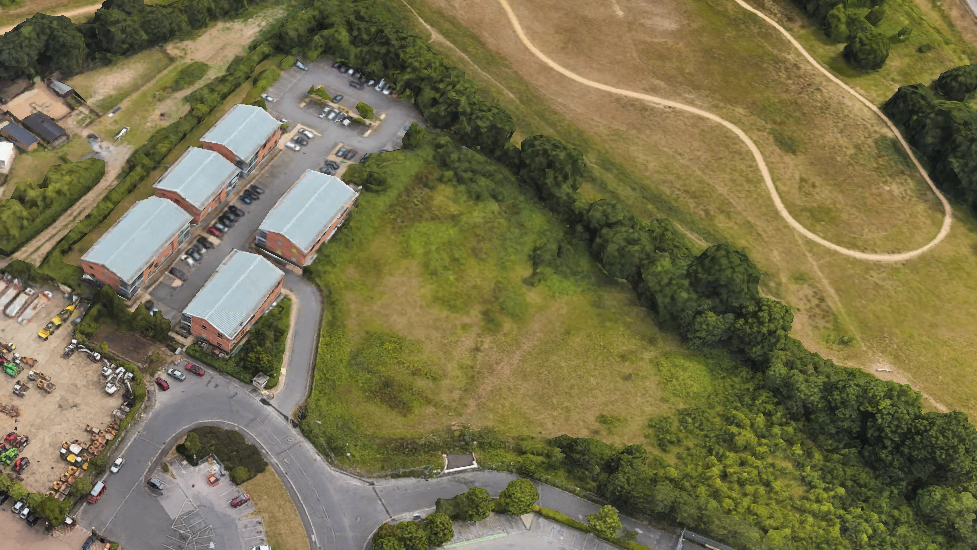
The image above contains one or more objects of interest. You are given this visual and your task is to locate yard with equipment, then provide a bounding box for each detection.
[0,278,128,494]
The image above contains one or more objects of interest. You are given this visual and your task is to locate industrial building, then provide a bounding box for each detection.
[152,147,241,224]
[199,104,282,177]
[181,250,284,353]
[81,197,193,300]
[256,170,358,267]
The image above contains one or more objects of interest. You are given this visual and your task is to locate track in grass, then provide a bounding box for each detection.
[494,0,953,263]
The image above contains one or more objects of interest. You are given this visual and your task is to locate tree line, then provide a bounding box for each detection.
[0,0,265,79]
[265,0,977,546]
[794,0,892,70]
[884,65,977,218]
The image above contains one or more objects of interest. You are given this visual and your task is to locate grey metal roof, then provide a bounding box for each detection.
[49,80,72,95]
[82,197,192,284]
[199,104,280,161]
[182,250,284,341]
[152,147,238,210]
[22,112,65,142]
[259,171,358,254]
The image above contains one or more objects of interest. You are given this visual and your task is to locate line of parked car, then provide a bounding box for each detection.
[333,62,395,96]
[156,361,206,391]
[4,492,42,526]
[285,128,317,152]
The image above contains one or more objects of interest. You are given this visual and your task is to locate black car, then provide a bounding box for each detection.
[333,94,343,103]
[222,210,239,221]
[170,268,188,281]
[336,63,347,72]
[318,166,334,175]
[293,136,308,146]
[228,205,245,216]
[187,249,202,262]
[349,80,363,90]
[326,160,340,170]
[218,215,236,227]
[191,243,205,255]
[248,185,264,195]
[0,492,9,506]
[343,149,358,160]
[243,190,259,201]
[196,237,214,250]
[26,513,39,527]
[331,61,340,68]
[360,153,370,163]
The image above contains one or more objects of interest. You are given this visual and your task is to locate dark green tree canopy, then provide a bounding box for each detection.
[937,64,977,101]
[843,30,890,71]
[686,243,760,311]
[499,478,539,515]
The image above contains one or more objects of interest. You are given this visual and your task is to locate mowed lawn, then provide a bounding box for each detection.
[314,147,721,455]
[391,0,977,419]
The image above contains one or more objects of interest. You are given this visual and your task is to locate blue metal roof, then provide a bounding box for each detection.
[0,122,38,150]
[82,197,192,284]
[199,104,280,161]
[258,171,358,254]
[152,147,239,210]
[182,250,283,341]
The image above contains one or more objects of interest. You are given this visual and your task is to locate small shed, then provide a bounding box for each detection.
[49,80,73,99]
[0,122,39,152]
[22,112,66,143]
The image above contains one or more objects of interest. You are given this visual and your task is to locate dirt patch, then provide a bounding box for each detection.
[2,86,72,121]
[0,288,125,494]
[166,10,286,69]
[95,326,162,367]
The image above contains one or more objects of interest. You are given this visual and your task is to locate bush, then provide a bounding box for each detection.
[8,482,28,501]
[244,65,281,104]
[89,455,107,476]
[178,427,267,476]
[586,505,622,539]
[230,466,254,484]
[356,101,375,119]
[70,477,92,498]
[499,478,539,515]
[424,513,454,546]
[844,31,890,70]
[169,61,209,92]
[279,54,297,70]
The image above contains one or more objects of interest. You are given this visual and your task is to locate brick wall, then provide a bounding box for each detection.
[189,277,284,352]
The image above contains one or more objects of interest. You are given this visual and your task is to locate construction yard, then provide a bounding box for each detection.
[0,280,127,494]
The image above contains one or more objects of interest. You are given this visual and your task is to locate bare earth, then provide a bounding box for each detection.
[0,509,91,550]
[0,3,101,34]
[0,288,124,493]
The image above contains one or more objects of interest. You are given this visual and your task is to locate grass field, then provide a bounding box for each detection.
[384,0,977,420]
[241,470,310,550]
[304,142,748,474]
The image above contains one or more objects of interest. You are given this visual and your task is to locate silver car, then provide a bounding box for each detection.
[326,110,338,121]
[167,368,186,382]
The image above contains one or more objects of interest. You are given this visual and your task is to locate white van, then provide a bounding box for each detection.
[374,78,385,92]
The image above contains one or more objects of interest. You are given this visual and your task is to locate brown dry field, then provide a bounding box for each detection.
[0,287,124,493]
[402,0,977,417]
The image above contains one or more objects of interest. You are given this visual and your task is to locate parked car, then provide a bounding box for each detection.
[326,160,340,170]
[155,378,169,391]
[0,492,9,506]
[382,84,393,95]
[292,136,308,146]
[260,94,275,102]
[285,142,301,152]
[353,70,361,78]
[229,205,245,216]
[404,124,412,132]
[298,128,315,140]
[147,478,164,492]
[169,268,188,281]
[248,185,264,195]
[331,61,341,68]
[333,94,343,102]
[239,194,253,205]
[349,80,363,90]
[318,167,334,175]
[20,506,30,519]
[335,63,346,72]
[191,243,206,255]
[167,368,186,382]
[110,457,125,474]
[335,113,347,123]
[230,493,251,508]
[343,149,358,160]
[26,513,39,527]
[375,79,386,92]
[196,237,214,250]
[360,153,370,163]
[243,190,259,201]
[326,110,339,121]
[346,67,355,75]
[217,216,235,228]
[185,363,205,376]
[335,147,348,158]
[367,79,376,87]
[186,248,202,262]
[214,222,229,232]
[182,256,196,268]
[12,501,24,515]
[222,209,239,221]
[87,481,105,504]
[295,60,309,71]
[207,226,224,238]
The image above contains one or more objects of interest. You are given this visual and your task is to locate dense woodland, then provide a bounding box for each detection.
[276,0,977,548]
[793,0,891,70]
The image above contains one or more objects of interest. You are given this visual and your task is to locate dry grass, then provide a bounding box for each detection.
[241,470,310,550]
[390,0,977,420]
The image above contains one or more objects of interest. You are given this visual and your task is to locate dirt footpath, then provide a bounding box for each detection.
[0,289,124,493]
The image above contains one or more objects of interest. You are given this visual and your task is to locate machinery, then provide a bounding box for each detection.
[39,303,75,340]
[12,379,29,397]
[63,340,77,359]
[3,362,20,377]
[0,447,18,466]
[13,457,28,474]
[4,432,28,449]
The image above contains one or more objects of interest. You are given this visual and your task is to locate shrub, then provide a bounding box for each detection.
[70,477,93,498]
[844,31,890,70]
[279,54,297,70]
[586,505,622,539]
[179,427,267,476]
[230,466,253,485]
[89,455,107,475]
[424,513,454,546]
[356,101,375,119]
[8,482,28,501]
[499,478,539,516]
[169,61,209,92]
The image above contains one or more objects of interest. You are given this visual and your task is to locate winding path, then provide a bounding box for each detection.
[494,0,953,262]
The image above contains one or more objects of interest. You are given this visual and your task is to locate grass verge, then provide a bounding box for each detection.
[241,470,311,550]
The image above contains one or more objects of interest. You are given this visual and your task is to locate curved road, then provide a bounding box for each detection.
[77,276,696,550]
[493,0,953,262]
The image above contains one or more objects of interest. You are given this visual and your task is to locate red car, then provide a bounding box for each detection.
[208,226,224,237]
[155,377,169,391]
[185,363,205,376]
[230,493,250,508]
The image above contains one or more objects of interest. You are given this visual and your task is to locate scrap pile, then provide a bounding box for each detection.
[0,402,19,417]
[50,420,120,500]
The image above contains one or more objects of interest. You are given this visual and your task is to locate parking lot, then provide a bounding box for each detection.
[0,506,90,550]
[150,57,422,326]
[0,282,125,494]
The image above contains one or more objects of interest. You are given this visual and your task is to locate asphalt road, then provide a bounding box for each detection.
[76,60,701,550]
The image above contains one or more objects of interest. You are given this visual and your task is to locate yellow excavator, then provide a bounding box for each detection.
[38,303,76,341]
